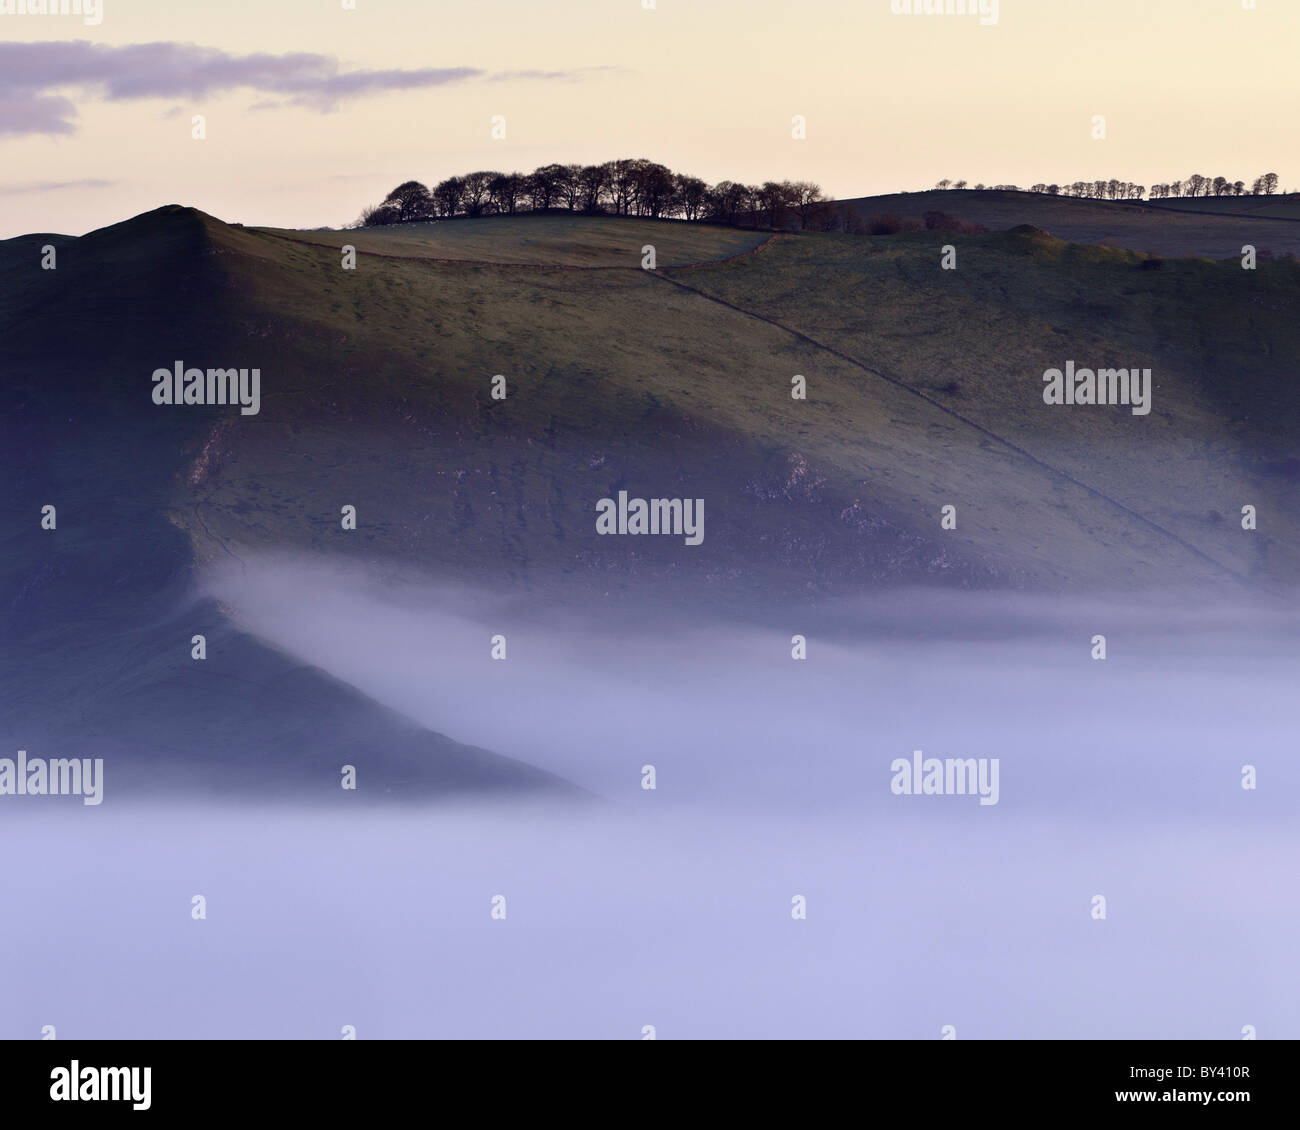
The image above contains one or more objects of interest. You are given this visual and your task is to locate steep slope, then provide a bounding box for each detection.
[661,226,1300,590]
[110,207,1300,600]
[0,207,576,801]
[4,203,1297,803]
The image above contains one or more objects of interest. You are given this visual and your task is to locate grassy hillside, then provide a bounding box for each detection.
[5,202,1297,794]
[8,204,1297,606]
[18,205,1280,600]
[0,207,577,800]
[1146,193,1300,220]
[261,213,774,267]
[665,225,1300,588]
[839,190,1300,259]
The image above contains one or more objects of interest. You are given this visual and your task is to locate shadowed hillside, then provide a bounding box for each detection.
[264,213,776,267]
[3,203,1297,799]
[1145,192,1300,221]
[105,206,1300,597]
[0,207,577,802]
[838,189,1300,259]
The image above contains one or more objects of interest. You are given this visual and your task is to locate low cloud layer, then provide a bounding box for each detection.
[0,41,604,137]
[199,553,1300,819]
[3,556,1293,1037]
[3,800,1294,1038]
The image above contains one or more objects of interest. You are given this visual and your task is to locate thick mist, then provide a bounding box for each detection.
[1,553,1294,1039]
[1,803,1294,1039]
[199,553,1297,819]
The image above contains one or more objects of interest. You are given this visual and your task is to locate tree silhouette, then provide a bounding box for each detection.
[381,180,433,222]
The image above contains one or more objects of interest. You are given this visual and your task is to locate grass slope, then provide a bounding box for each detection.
[7,204,1298,608]
[259,213,774,267]
[0,207,578,798]
[1146,193,1300,220]
[840,190,1300,259]
[6,202,1297,795]
[42,205,1288,599]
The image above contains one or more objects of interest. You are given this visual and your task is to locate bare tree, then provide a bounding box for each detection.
[460,171,495,217]
[559,164,584,211]
[381,180,433,222]
[359,201,399,227]
[578,164,608,212]
[673,174,709,222]
[631,160,676,218]
[529,164,568,211]
[488,172,524,214]
[756,181,795,227]
[789,181,826,229]
[604,159,639,215]
[706,180,755,226]
[432,176,464,217]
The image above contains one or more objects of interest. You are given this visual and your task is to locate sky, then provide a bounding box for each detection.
[0,0,1296,237]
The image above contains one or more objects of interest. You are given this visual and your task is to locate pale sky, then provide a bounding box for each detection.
[0,0,1295,237]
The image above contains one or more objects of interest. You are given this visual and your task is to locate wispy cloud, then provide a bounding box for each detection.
[0,177,115,194]
[0,93,80,137]
[0,41,610,138]
[489,65,624,82]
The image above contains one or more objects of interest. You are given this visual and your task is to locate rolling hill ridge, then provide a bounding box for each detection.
[3,198,1297,797]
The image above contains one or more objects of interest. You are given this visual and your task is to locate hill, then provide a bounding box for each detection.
[175,207,1300,596]
[262,213,775,267]
[837,189,1300,259]
[1145,192,1300,221]
[3,203,1298,796]
[0,207,577,802]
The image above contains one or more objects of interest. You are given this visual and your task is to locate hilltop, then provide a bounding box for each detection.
[835,189,1300,260]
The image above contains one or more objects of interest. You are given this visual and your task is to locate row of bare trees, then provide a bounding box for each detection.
[1149,172,1280,198]
[360,162,1288,230]
[934,173,1283,200]
[359,160,830,229]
